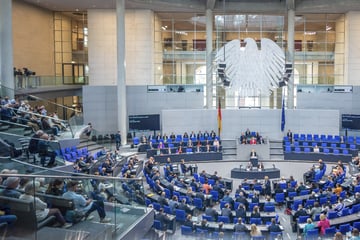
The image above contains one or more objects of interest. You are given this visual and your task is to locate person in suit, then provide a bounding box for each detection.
[221,203,233,222]
[157,192,168,206]
[183,214,195,231]
[204,205,218,222]
[235,203,247,219]
[268,218,282,233]
[154,208,171,230]
[287,129,293,142]
[178,198,192,214]
[234,217,247,232]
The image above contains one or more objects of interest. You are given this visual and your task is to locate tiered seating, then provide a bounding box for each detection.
[61,146,91,162]
[283,133,359,157]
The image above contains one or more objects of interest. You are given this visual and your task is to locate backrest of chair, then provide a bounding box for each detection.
[264,205,275,212]
[324,226,336,235]
[327,211,338,219]
[218,215,230,223]
[153,219,162,230]
[181,225,193,235]
[298,215,309,223]
[339,223,351,234]
[249,217,261,225]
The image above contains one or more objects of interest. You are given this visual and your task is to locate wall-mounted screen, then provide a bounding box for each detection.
[342,114,360,130]
[129,114,160,131]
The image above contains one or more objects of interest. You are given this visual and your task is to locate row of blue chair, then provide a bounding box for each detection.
[286,134,360,144]
[284,146,350,155]
[285,140,357,150]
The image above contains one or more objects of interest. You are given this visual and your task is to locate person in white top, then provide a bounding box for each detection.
[19,181,71,228]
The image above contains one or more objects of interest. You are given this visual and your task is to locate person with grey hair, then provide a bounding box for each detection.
[1,177,21,199]
[19,182,71,228]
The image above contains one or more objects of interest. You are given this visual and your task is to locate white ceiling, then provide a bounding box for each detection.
[21,0,360,13]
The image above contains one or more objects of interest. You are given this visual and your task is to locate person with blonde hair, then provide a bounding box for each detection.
[317,213,330,236]
[250,223,262,237]
[303,218,315,237]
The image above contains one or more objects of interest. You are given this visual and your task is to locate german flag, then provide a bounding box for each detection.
[217,97,222,137]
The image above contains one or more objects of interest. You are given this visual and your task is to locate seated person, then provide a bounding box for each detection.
[255,132,264,144]
[37,133,57,167]
[63,181,111,223]
[20,181,71,228]
[180,159,192,175]
[213,138,220,152]
[240,133,247,144]
[249,137,257,145]
[154,208,171,230]
[313,145,320,153]
[1,177,21,198]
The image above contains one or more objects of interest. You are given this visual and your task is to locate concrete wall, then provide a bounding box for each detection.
[161,108,339,140]
[345,11,360,85]
[87,9,155,86]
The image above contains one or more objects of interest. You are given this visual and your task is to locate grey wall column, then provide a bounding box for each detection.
[0,0,14,98]
[116,0,127,144]
[206,9,213,109]
[287,0,295,109]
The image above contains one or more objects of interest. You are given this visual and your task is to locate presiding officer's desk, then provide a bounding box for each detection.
[231,168,280,179]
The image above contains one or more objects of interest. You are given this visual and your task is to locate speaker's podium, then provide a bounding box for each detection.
[236,139,270,162]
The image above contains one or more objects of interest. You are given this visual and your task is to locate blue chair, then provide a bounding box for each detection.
[153,202,161,211]
[323,148,330,154]
[208,179,215,185]
[164,188,171,199]
[249,203,258,212]
[352,204,360,214]
[264,205,275,212]
[305,199,315,209]
[324,226,337,237]
[342,149,349,155]
[327,211,338,219]
[133,137,140,145]
[181,225,193,236]
[251,236,265,240]
[284,146,292,153]
[288,191,297,199]
[314,214,320,221]
[353,222,360,231]
[193,198,204,211]
[304,147,311,153]
[333,149,340,154]
[210,190,219,202]
[153,219,164,231]
[299,190,309,196]
[233,231,248,240]
[341,207,350,216]
[163,205,172,215]
[175,209,186,222]
[295,147,301,153]
[305,228,319,240]
[338,223,351,235]
[298,215,309,223]
[275,193,285,207]
[269,232,283,240]
[249,218,262,225]
[202,215,213,222]
[196,228,208,238]
[145,198,151,206]
[217,215,230,223]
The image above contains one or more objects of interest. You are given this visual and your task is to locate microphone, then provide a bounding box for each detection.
[272,164,275,169]
[239,165,243,170]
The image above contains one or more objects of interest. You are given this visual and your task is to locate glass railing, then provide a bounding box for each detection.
[14,76,88,90]
[0,165,147,239]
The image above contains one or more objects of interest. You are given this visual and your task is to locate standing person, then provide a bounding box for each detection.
[115,131,121,150]
[287,129,293,143]
[317,213,330,236]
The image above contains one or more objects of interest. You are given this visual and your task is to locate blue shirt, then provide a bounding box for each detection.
[63,190,92,214]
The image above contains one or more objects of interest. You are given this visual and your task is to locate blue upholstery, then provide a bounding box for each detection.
[217,215,230,223]
[181,225,193,236]
[298,215,309,223]
[249,218,262,225]
[305,228,319,240]
[175,209,186,222]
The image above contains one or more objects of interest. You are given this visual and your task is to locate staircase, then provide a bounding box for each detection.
[221,139,237,160]
[269,139,284,161]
